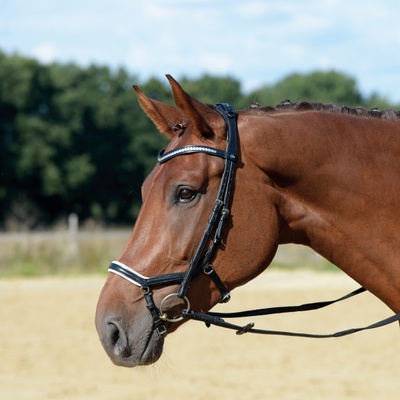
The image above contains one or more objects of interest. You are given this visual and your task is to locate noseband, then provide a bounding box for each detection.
[108,103,238,336]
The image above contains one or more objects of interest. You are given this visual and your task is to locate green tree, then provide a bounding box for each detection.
[0,54,157,227]
[179,74,243,108]
[244,70,366,107]
[0,51,398,230]
[0,53,60,228]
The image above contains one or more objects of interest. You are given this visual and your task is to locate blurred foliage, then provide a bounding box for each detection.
[0,51,398,230]
[244,70,394,108]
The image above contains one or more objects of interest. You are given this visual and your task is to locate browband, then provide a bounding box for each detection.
[158,145,228,164]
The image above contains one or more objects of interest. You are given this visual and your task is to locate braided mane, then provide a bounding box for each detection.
[246,100,400,120]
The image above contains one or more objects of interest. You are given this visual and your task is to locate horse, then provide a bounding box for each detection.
[95,75,400,367]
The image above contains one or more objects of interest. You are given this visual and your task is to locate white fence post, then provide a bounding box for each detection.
[68,213,79,258]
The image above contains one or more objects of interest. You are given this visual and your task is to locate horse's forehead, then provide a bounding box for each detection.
[140,125,227,200]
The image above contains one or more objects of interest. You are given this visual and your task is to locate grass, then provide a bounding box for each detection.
[271,243,338,272]
[0,230,131,277]
[0,230,336,278]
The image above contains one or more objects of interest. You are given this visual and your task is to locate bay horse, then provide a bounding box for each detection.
[95,75,400,367]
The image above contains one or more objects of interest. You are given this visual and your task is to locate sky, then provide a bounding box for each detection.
[1,0,400,103]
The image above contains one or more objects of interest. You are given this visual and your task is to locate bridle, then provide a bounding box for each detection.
[109,103,238,336]
[108,103,400,338]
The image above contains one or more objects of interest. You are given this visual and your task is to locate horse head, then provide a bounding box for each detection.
[95,75,281,367]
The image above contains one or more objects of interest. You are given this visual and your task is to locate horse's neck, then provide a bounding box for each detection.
[245,112,400,311]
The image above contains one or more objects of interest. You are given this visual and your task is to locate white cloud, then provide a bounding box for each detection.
[236,1,269,17]
[199,53,233,73]
[1,0,400,102]
[32,43,57,64]
[143,2,175,20]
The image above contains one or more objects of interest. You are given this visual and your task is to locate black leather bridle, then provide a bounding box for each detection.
[108,102,400,339]
[108,103,239,336]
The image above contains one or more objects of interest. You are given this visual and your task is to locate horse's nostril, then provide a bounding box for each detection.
[107,321,131,358]
[108,322,120,345]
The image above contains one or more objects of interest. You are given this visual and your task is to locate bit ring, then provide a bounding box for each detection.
[159,293,190,322]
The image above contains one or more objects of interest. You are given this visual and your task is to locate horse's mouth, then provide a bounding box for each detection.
[137,328,164,366]
[113,328,164,368]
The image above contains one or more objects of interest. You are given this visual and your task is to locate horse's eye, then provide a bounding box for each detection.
[178,188,197,203]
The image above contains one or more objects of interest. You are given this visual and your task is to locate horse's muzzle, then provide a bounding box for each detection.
[96,314,164,367]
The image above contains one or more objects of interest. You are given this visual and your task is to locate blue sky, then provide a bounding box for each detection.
[1,0,400,103]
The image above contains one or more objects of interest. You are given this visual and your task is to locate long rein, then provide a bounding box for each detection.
[109,103,400,338]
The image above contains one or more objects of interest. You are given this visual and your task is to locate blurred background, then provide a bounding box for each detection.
[2,3,400,400]
[1,0,399,276]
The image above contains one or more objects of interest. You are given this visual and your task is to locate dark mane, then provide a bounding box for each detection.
[245,100,400,120]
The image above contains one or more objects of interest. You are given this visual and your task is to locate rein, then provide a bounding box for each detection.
[109,102,400,338]
[182,288,400,338]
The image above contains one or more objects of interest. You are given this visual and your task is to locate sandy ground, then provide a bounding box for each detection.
[1,270,399,400]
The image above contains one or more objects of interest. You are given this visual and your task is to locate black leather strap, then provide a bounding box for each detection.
[182,300,400,338]
[176,103,238,300]
[203,264,231,303]
[208,287,366,318]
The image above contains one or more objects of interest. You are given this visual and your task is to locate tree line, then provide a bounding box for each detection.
[0,51,396,230]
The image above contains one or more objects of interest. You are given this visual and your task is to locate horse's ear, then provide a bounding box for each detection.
[165,74,221,139]
[133,85,181,139]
